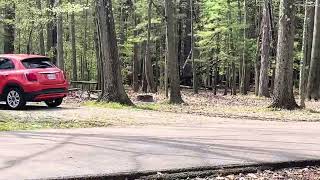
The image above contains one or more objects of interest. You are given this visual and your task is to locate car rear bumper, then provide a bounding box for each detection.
[25,88,68,101]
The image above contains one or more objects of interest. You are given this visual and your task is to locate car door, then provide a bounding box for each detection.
[0,58,15,94]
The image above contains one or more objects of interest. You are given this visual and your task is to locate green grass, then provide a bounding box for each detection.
[83,101,162,111]
[0,119,113,131]
[84,101,129,109]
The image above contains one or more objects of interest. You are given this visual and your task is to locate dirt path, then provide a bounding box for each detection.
[0,102,319,128]
[0,102,223,126]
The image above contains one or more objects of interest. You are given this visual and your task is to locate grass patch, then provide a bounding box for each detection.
[84,101,129,109]
[0,120,113,131]
[136,103,162,111]
[83,101,162,111]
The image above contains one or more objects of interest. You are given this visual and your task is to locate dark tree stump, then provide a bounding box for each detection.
[136,94,154,102]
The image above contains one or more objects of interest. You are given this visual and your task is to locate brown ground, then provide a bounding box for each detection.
[127,89,320,122]
[190,166,320,180]
[1,89,320,126]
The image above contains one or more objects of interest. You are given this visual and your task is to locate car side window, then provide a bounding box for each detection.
[0,58,15,70]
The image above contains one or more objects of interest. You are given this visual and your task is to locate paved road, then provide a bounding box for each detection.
[1,119,320,179]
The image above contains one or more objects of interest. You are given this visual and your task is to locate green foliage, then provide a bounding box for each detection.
[0,0,307,89]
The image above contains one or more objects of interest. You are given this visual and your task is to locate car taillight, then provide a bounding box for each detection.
[26,73,38,82]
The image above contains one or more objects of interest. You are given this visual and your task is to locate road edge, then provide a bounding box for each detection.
[44,159,320,180]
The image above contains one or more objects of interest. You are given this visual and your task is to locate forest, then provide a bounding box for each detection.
[0,0,319,110]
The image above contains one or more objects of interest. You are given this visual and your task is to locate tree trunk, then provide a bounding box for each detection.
[133,41,140,92]
[237,0,243,85]
[213,65,218,95]
[190,0,198,94]
[141,42,148,93]
[27,23,34,54]
[36,0,45,55]
[95,0,133,105]
[307,0,320,101]
[231,63,236,95]
[132,1,140,92]
[224,67,229,96]
[165,0,183,104]
[240,0,248,95]
[254,0,262,96]
[82,0,89,80]
[271,0,298,109]
[269,0,277,92]
[55,0,64,71]
[254,33,261,96]
[144,0,156,93]
[46,0,57,63]
[70,0,77,81]
[258,0,271,97]
[241,0,256,94]
[3,3,15,54]
[300,0,315,107]
[213,33,221,95]
[227,0,236,95]
[94,14,103,90]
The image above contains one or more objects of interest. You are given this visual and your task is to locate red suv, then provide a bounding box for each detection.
[0,54,68,109]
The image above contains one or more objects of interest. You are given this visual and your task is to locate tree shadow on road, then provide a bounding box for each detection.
[2,129,320,174]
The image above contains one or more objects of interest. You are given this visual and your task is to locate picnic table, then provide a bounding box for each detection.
[70,81,101,99]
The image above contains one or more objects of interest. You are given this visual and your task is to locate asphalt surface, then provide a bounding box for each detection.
[1,119,320,179]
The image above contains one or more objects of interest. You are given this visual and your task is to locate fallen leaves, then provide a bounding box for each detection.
[188,166,320,180]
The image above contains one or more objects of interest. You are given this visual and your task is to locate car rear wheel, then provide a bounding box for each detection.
[45,98,63,108]
[6,88,26,110]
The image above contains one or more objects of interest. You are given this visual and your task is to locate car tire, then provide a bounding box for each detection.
[5,88,26,110]
[45,98,63,108]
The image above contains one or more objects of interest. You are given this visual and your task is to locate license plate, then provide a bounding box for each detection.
[47,73,56,80]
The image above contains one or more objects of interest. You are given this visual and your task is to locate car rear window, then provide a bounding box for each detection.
[22,58,54,69]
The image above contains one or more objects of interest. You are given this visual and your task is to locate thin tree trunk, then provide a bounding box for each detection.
[254,33,261,96]
[227,0,236,95]
[141,42,148,93]
[27,23,34,54]
[82,0,89,80]
[165,0,183,103]
[237,0,243,85]
[159,45,164,89]
[190,0,198,94]
[3,3,15,53]
[95,0,133,105]
[254,0,262,96]
[55,0,64,71]
[47,0,57,63]
[94,14,103,90]
[213,65,218,95]
[269,0,277,94]
[132,0,140,92]
[307,0,320,101]
[133,41,140,92]
[165,49,169,98]
[214,33,221,95]
[144,0,156,93]
[118,0,126,45]
[70,0,77,81]
[258,0,271,97]
[36,0,45,55]
[132,45,140,91]
[271,0,298,109]
[240,0,248,95]
[224,66,229,96]
[300,0,315,107]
